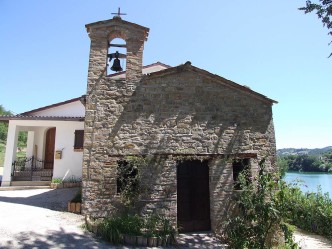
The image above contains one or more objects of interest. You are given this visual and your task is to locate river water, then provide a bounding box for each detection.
[284,172,332,199]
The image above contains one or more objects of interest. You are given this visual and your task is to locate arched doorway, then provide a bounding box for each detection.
[44,127,56,169]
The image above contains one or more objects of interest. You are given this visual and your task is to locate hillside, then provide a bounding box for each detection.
[277,146,332,156]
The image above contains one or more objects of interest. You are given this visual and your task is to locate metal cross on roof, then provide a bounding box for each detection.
[111,7,127,17]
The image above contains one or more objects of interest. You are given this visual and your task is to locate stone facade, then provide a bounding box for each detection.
[82,16,277,233]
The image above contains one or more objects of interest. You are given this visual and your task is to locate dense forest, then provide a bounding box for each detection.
[278,150,332,176]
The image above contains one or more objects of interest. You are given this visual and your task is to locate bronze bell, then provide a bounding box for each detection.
[110,51,123,72]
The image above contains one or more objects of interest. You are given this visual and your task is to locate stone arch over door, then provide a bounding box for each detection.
[44,127,56,169]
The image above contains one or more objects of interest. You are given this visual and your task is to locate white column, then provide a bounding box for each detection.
[2,123,19,187]
[26,131,35,158]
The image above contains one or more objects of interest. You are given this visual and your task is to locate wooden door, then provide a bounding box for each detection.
[177,160,211,232]
[44,127,56,169]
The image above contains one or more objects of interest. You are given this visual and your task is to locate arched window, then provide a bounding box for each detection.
[107,38,127,76]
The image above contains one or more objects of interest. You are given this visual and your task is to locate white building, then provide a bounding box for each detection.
[0,63,169,187]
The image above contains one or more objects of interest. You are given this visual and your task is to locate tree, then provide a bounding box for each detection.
[277,156,288,177]
[0,105,27,148]
[0,105,12,141]
[299,0,332,57]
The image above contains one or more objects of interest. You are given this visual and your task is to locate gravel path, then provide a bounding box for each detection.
[0,188,226,249]
[0,188,330,249]
[294,229,332,249]
[0,188,111,249]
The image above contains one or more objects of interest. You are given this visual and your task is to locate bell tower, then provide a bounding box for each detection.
[85,12,149,88]
[83,13,149,217]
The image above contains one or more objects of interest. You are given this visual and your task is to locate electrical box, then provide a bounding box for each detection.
[55,150,62,159]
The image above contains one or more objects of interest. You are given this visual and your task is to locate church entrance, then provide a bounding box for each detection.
[177,160,211,232]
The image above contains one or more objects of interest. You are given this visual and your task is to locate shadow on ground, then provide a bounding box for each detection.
[0,188,79,211]
[1,230,228,249]
[175,233,228,249]
[1,229,111,249]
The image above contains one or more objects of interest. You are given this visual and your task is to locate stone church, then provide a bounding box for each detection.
[82,14,277,233]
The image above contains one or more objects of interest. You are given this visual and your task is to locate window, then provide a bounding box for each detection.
[116,160,138,195]
[74,130,84,150]
[232,159,250,190]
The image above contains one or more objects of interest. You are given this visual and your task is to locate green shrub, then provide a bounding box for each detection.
[95,213,176,245]
[278,181,332,239]
[222,160,297,249]
[51,178,62,183]
[98,216,125,244]
[63,176,82,183]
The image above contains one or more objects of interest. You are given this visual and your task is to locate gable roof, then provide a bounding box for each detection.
[0,61,276,123]
[20,96,86,115]
[86,16,149,40]
[108,61,171,79]
[145,61,278,105]
[0,96,86,122]
[0,115,84,122]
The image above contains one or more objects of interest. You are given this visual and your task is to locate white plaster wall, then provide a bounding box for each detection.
[31,101,85,117]
[26,131,35,158]
[20,126,49,159]
[2,123,19,186]
[53,121,84,180]
[1,119,84,186]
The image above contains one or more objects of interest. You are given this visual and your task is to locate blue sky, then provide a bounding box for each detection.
[0,0,331,149]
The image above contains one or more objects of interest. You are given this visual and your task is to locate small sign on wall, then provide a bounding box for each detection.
[55,150,62,159]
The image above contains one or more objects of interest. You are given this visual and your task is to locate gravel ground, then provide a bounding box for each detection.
[0,188,330,249]
[0,188,226,249]
[0,188,111,249]
[294,229,332,249]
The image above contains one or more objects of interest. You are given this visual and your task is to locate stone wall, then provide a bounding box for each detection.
[83,64,276,227]
[82,18,277,233]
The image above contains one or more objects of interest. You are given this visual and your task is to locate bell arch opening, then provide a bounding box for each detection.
[107,38,127,76]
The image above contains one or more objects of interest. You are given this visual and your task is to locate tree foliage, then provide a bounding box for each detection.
[299,0,332,57]
[0,105,27,147]
[0,105,12,141]
[279,152,332,173]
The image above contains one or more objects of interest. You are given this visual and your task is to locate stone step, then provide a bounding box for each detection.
[0,185,51,191]
[10,181,51,187]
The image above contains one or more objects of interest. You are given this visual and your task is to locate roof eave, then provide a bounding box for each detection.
[20,95,86,116]
[0,116,85,122]
[146,62,278,105]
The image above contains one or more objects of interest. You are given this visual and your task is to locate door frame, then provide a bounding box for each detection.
[44,127,56,169]
[177,159,211,232]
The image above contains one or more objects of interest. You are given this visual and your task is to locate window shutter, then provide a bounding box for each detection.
[74,130,84,149]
